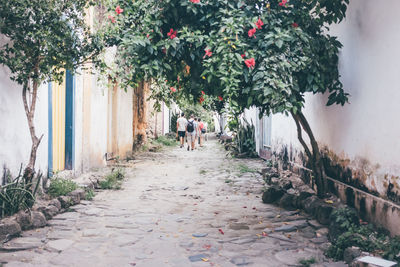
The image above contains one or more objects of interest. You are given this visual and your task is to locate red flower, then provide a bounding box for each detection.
[115,6,124,15]
[218,96,223,101]
[241,53,246,58]
[167,28,177,39]
[189,0,200,3]
[199,96,205,104]
[108,15,116,23]
[255,18,264,30]
[201,91,205,95]
[292,22,298,28]
[244,58,255,68]
[279,0,287,7]
[248,28,256,38]
[170,87,177,93]
[203,49,212,59]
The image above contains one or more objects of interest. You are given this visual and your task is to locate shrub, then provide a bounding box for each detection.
[85,188,95,200]
[153,135,177,147]
[48,178,78,198]
[0,168,41,218]
[99,168,124,190]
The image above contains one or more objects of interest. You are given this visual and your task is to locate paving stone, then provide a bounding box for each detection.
[46,239,74,252]
[275,249,320,265]
[229,223,250,230]
[230,256,253,266]
[188,254,209,262]
[192,233,208,237]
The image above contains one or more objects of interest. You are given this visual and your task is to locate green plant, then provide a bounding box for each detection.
[85,188,95,201]
[0,167,41,218]
[327,207,400,263]
[299,257,316,267]
[99,168,125,190]
[48,178,78,198]
[200,170,207,175]
[237,164,257,174]
[153,136,177,147]
[230,119,258,158]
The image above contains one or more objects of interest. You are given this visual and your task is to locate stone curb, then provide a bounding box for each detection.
[0,187,94,244]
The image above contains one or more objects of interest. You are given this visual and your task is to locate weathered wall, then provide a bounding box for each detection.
[268,0,400,200]
[0,46,49,179]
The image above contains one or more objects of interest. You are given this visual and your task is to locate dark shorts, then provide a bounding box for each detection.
[178,131,186,137]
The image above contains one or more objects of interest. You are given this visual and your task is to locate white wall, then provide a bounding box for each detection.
[0,65,48,179]
[269,0,400,196]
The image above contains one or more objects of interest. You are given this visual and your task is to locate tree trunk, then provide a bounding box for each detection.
[132,80,149,149]
[291,110,326,198]
[22,77,43,184]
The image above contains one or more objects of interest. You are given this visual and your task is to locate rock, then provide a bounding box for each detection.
[31,211,47,228]
[68,189,84,205]
[58,196,72,209]
[303,196,320,215]
[315,204,334,225]
[42,205,59,220]
[16,210,32,230]
[343,246,362,264]
[279,180,293,190]
[297,191,314,208]
[49,199,62,210]
[279,193,297,211]
[0,217,21,241]
[262,186,285,204]
[188,254,208,262]
[230,256,252,266]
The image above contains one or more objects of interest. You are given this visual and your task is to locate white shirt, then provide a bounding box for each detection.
[177,117,188,132]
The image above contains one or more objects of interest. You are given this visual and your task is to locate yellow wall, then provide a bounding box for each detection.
[52,73,66,172]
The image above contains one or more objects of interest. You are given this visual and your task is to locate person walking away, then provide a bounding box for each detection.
[193,118,199,149]
[176,113,187,148]
[198,118,205,147]
[186,115,196,151]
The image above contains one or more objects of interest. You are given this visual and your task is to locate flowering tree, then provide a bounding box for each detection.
[105,0,349,197]
[0,0,103,181]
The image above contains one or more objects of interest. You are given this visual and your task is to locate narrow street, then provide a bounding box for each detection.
[1,140,333,267]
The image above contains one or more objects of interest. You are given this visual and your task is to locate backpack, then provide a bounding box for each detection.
[187,120,194,132]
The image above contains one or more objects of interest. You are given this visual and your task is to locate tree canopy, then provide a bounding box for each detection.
[105,0,350,197]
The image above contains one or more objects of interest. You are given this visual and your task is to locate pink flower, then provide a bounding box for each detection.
[170,87,177,93]
[255,18,264,30]
[115,6,124,15]
[203,49,212,58]
[108,15,116,23]
[241,53,246,58]
[190,0,200,3]
[279,0,287,7]
[292,22,298,28]
[248,28,256,38]
[244,58,255,68]
[218,96,223,101]
[201,91,205,95]
[167,28,177,39]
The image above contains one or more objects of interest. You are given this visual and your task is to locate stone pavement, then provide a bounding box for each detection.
[0,140,345,267]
